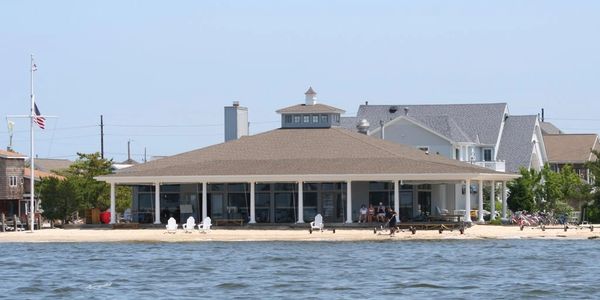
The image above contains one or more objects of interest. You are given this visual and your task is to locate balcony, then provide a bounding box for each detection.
[472,161,506,172]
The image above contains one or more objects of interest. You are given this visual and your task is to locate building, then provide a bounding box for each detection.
[97,88,517,225]
[0,149,26,217]
[342,103,547,174]
[544,133,599,184]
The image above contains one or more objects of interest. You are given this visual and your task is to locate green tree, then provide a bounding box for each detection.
[62,153,113,210]
[507,167,542,212]
[585,151,600,222]
[38,176,80,224]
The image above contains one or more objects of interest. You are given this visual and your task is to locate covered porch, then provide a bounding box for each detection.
[103,173,514,226]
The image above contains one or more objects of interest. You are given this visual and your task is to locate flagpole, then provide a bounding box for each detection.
[30,54,35,233]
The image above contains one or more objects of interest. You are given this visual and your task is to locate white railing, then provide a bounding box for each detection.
[473,161,506,172]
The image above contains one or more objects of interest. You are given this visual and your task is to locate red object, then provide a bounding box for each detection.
[99,212,111,224]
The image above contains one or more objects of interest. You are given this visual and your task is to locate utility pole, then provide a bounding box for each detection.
[100,115,104,159]
[144,147,147,163]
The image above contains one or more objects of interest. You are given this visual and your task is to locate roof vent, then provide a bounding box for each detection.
[404,107,409,116]
[357,119,370,134]
[389,106,398,113]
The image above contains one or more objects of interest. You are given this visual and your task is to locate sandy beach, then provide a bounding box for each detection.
[0,224,598,243]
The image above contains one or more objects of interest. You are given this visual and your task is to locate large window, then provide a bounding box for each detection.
[303,115,310,123]
[312,115,319,123]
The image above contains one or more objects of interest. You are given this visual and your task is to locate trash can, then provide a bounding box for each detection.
[99,211,111,224]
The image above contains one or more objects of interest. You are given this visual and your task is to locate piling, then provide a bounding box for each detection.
[1,213,5,232]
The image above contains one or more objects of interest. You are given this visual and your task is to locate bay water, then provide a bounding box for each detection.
[2,240,599,299]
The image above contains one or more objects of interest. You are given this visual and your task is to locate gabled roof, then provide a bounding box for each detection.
[103,127,507,179]
[24,168,65,180]
[409,115,474,143]
[31,158,73,173]
[344,103,507,145]
[497,115,538,173]
[0,149,26,159]
[276,103,345,114]
[544,134,599,164]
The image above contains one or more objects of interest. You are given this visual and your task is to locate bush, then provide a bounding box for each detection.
[489,218,503,225]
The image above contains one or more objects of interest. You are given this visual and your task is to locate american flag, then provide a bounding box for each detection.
[33,103,45,129]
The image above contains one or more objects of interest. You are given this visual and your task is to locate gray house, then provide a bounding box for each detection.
[342,103,547,174]
[342,102,546,219]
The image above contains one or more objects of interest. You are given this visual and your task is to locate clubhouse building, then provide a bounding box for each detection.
[97,88,518,225]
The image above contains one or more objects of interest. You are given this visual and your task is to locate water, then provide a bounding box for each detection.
[1,240,599,299]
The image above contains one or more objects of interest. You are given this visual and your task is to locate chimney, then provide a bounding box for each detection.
[305,87,317,105]
[224,101,249,142]
[541,108,545,122]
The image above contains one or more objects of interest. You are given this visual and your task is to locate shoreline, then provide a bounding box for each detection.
[0,225,598,243]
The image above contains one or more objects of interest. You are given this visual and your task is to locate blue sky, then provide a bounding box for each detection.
[1,1,599,162]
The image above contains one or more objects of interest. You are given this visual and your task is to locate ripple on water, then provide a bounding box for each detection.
[0,240,598,298]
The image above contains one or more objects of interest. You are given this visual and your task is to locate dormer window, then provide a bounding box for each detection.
[303,115,310,123]
[312,115,319,123]
[321,115,328,123]
[285,115,292,123]
[293,115,301,123]
[276,88,345,129]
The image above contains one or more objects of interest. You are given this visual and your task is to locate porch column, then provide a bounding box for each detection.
[202,182,207,220]
[249,182,256,224]
[477,180,484,224]
[154,182,161,224]
[109,182,116,224]
[464,179,472,223]
[489,181,496,221]
[346,181,352,223]
[501,181,508,220]
[297,181,304,223]
[394,180,400,222]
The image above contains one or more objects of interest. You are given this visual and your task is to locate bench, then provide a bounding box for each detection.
[214,219,245,226]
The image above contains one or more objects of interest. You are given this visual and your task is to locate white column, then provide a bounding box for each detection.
[490,181,496,221]
[249,182,256,224]
[464,179,472,223]
[109,182,116,224]
[346,181,352,223]
[202,182,208,220]
[297,181,304,223]
[477,180,484,224]
[394,180,400,222]
[154,182,161,224]
[501,181,508,220]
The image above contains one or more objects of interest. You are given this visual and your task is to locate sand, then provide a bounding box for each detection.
[0,224,598,243]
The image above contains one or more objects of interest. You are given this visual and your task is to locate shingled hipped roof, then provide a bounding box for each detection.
[276,103,345,114]
[100,128,515,183]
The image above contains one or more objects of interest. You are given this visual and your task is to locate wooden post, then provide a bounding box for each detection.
[36,214,41,230]
[13,215,19,231]
[1,213,5,232]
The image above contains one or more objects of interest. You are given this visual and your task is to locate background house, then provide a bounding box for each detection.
[0,149,26,217]
[342,103,547,174]
[544,133,599,185]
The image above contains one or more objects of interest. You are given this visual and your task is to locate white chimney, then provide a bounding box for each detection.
[305,87,317,105]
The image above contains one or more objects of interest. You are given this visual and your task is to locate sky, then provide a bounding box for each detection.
[1,1,599,163]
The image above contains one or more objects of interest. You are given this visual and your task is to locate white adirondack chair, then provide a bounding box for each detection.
[310,214,324,233]
[165,217,178,234]
[198,217,212,233]
[182,216,196,233]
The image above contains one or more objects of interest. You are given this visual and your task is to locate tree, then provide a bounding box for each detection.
[62,153,114,210]
[585,151,600,222]
[38,153,133,224]
[507,167,542,212]
[38,176,80,225]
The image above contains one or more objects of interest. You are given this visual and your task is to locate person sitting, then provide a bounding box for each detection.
[359,204,368,223]
[377,202,386,223]
[367,204,375,223]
